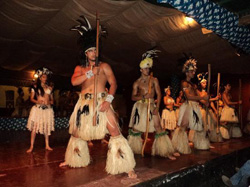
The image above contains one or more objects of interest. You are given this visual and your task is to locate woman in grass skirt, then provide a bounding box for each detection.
[26,67,54,153]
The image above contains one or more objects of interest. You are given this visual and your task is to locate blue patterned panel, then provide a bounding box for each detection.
[158,0,250,53]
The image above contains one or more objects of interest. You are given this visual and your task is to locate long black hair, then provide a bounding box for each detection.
[32,74,52,97]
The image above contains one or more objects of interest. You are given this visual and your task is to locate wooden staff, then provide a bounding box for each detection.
[205,64,211,131]
[216,73,220,134]
[141,72,153,157]
[93,12,100,126]
[239,79,242,130]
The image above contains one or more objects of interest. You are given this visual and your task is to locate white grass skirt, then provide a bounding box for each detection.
[27,105,54,135]
[220,106,239,123]
[129,100,155,133]
[177,101,203,131]
[161,109,177,130]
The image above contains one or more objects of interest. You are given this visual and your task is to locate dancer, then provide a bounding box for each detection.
[220,83,242,139]
[161,86,179,134]
[128,50,179,160]
[172,58,209,154]
[59,16,136,178]
[175,90,184,120]
[26,67,54,153]
[197,72,222,144]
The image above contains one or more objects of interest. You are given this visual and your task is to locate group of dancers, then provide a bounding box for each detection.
[24,16,243,179]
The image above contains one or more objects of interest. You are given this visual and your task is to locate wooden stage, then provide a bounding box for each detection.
[0,129,250,187]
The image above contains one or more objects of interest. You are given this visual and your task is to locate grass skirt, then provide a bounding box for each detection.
[65,136,90,168]
[172,127,191,154]
[193,130,210,150]
[220,106,239,123]
[27,105,54,135]
[106,135,136,175]
[161,109,177,130]
[69,93,110,141]
[177,101,203,131]
[152,132,175,157]
[127,130,142,154]
[129,100,155,133]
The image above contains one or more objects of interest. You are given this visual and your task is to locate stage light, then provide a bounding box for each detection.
[185,16,194,24]
[34,73,38,79]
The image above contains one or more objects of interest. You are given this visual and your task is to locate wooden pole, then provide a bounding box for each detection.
[239,79,242,130]
[216,73,220,133]
[93,12,100,126]
[205,64,211,131]
[141,72,153,157]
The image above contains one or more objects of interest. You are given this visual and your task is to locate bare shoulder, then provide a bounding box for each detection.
[99,62,111,69]
[74,65,82,71]
[181,80,189,88]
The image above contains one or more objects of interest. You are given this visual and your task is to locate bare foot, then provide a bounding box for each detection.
[101,139,109,144]
[128,170,137,178]
[168,155,176,160]
[46,146,53,151]
[59,162,68,167]
[173,152,180,157]
[88,141,93,146]
[209,145,215,149]
[26,147,33,153]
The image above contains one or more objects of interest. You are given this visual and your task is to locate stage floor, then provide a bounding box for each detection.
[0,129,250,187]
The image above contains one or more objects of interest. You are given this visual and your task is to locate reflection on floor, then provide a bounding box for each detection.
[0,129,250,187]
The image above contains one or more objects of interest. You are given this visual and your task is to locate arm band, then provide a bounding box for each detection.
[86,70,94,79]
[105,94,114,103]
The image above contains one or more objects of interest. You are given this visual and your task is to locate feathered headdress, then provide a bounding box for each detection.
[182,58,197,73]
[140,49,161,69]
[164,86,171,92]
[35,67,52,77]
[71,15,107,53]
[197,72,208,83]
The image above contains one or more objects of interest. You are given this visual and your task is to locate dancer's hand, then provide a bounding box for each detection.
[238,100,242,105]
[153,107,159,115]
[99,101,110,112]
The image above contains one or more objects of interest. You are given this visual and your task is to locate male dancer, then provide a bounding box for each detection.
[172,58,209,154]
[128,50,179,160]
[59,16,136,178]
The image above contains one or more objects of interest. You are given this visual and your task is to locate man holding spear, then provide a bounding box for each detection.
[59,15,136,178]
[128,50,179,160]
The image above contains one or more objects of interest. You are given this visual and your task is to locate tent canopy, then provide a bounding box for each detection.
[0,0,249,86]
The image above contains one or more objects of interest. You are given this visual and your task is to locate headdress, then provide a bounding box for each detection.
[182,58,197,72]
[139,49,161,69]
[164,86,171,92]
[197,72,208,83]
[35,67,52,77]
[71,16,107,53]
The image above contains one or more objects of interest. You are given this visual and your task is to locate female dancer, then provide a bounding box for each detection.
[161,86,179,134]
[27,67,54,153]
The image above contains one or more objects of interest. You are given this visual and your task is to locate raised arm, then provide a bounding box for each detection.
[222,93,239,105]
[182,82,206,101]
[71,66,88,86]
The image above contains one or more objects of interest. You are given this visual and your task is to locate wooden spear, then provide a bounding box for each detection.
[141,72,153,157]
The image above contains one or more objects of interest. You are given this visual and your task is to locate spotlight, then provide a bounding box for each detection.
[34,73,38,79]
[185,16,194,24]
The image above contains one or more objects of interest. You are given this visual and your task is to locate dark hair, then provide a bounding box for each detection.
[32,74,52,97]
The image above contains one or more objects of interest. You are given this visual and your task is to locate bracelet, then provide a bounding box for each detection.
[105,94,114,103]
[86,70,94,79]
